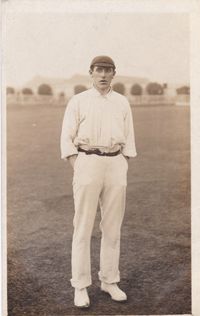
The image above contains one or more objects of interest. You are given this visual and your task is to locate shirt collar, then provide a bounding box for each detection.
[90,85,113,98]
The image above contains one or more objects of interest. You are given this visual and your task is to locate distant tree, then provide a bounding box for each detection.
[74,85,87,95]
[163,83,168,89]
[130,83,143,96]
[112,82,125,95]
[146,82,164,95]
[176,86,190,95]
[22,88,33,95]
[59,92,65,97]
[38,84,53,95]
[6,87,15,94]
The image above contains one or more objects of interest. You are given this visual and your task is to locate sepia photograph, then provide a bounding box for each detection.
[3,0,199,315]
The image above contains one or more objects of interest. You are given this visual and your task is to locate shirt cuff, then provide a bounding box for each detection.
[61,146,78,159]
[121,148,137,158]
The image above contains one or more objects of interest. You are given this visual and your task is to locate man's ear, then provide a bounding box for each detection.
[89,69,93,75]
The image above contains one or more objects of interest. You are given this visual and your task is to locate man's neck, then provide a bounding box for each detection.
[93,84,111,96]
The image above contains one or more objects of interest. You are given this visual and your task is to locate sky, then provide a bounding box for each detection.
[5,12,190,87]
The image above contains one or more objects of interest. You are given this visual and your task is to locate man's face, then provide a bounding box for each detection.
[90,66,115,91]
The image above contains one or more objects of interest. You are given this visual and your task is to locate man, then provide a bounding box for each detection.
[60,56,137,308]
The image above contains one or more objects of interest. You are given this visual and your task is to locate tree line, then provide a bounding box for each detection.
[6,82,190,96]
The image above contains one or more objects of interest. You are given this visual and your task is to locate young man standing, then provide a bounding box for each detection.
[61,56,137,308]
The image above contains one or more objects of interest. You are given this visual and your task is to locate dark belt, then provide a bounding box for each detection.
[78,147,121,157]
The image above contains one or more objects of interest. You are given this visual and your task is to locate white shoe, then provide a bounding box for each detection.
[101,282,127,301]
[74,288,90,308]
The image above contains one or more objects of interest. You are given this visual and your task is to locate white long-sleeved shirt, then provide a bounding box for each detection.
[60,87,137,159]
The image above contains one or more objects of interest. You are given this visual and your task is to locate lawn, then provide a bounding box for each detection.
[7,103,191,315]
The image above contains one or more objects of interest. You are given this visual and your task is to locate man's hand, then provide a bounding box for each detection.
[123,155,129,162]
[67,154,78,169]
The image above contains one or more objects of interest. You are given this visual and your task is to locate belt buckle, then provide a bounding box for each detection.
[94,148,102,155]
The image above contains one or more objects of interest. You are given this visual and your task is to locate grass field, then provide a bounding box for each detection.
[7,103,191,316]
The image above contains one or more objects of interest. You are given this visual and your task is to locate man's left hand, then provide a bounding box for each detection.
[124,155,129,162]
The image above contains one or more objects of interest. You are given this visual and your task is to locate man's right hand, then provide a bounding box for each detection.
[67,154,78,169]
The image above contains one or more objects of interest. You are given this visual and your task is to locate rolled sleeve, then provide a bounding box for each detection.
[121,102,137,158]
[60,97,79,159]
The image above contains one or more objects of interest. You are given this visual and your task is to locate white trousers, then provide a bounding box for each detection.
[71,152,128,289]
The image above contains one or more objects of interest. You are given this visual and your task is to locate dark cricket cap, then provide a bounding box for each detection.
[90,55,116,69]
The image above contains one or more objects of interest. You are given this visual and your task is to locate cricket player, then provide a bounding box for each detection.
[61,56,137,308]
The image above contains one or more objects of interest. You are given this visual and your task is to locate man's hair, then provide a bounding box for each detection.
[90,65,95,72]
[89,65,115,72]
